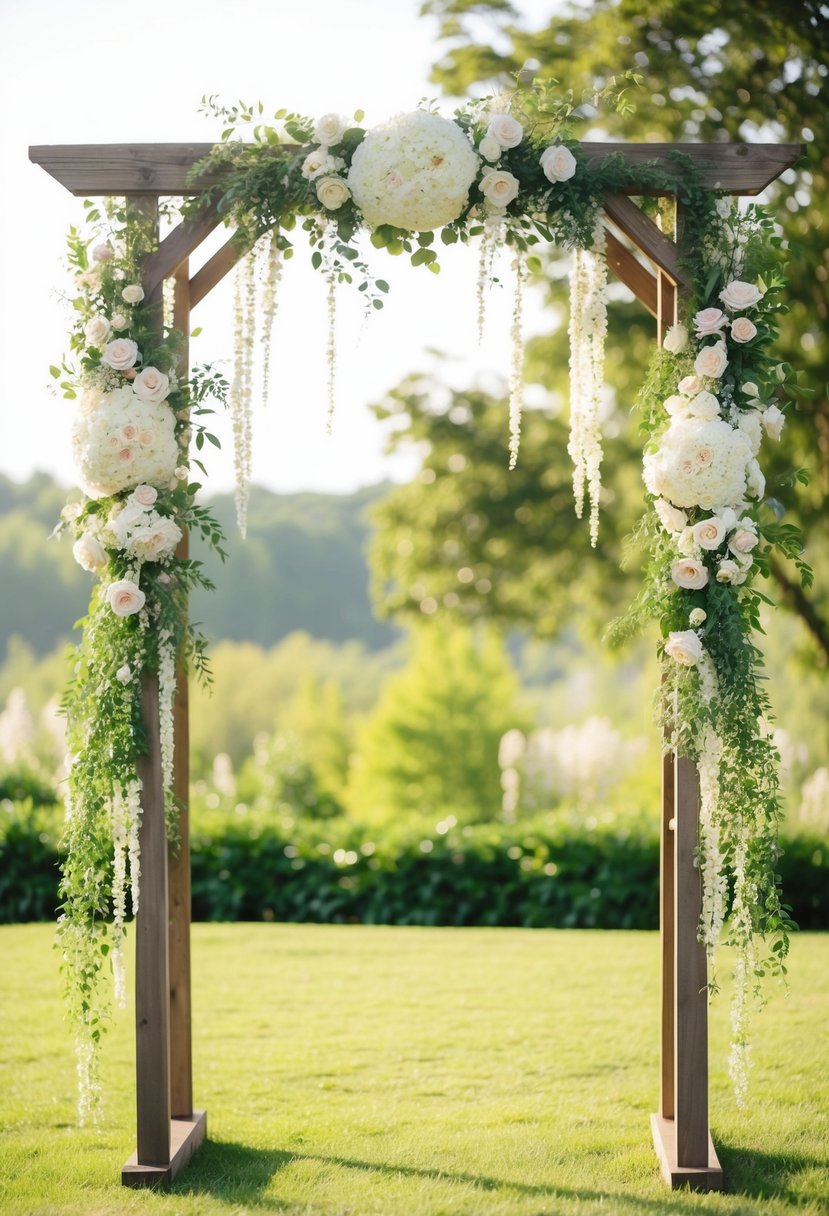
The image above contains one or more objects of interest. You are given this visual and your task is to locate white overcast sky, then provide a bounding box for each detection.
[0,0,562,496]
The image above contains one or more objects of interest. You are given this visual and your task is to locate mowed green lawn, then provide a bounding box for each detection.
[1,924,827,1216]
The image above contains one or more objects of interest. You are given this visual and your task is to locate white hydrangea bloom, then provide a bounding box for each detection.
[643,417,753,511]
[71,386,179,498]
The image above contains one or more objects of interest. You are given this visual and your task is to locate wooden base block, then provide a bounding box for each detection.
[651,1113,724,1191]
[122,1110,207,1188]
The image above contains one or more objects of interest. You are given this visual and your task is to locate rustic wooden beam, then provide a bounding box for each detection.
[29,141,803,198]
[604,228,658,317]
[604,194,689,289]
[142,206,221,300]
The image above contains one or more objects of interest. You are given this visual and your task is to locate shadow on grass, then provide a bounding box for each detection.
[172,1138,757,1213]
[717,1142,829,1205]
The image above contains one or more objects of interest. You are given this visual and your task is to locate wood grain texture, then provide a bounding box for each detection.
[651,1114,724,1191]
[29,141,802,197]
[604,229,658,316]
[604,194,689,288]
[142,207,220,299]
[168,264,194,1121]
[134,673,171,1167]
[189,236,244,308]
[673,756,709,1168]
[659,749,676,1121]
[122,1111,207,1189]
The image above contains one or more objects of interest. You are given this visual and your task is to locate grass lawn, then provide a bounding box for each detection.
[0,923,827,1216]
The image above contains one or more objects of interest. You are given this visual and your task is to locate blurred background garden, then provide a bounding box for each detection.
[1,0,828,935]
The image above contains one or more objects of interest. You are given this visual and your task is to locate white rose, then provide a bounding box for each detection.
[540,144,577,183]
[693,307,728,337]
[478,135,502,162]
[110,312,129,331]
[720,279,764,311]
[301,148,330,180]
[654,498,687,533]
[486,113,523,149]
[121,284,145,305]
[692,516,727,550]
[115,664,132,684]
[84,315,111,347]
[688,391,720,421]
[694,342,728,380]
[92,243,114,263]
[106,578,145,617]
[763,404,785,440]
[678,375,702,396]
[72,533,107,572]
[102,338,139,371]
[689,608,707,626]
[730,316,757,343]
[716,559,748,585]
[676,526,699,557]
[728,528,759,555]
[315,175,351,210]
[61,502,82,522]
[130,484,158,508]
[128,515,182,562]
[746,458,765,499]
[738,410,763,454]
[479,169,519,207]
[664,394,690,419]
[133,366,170,404]
[313,113,348,145]
[671,558,709,590]
[664,630,704,666]
[662,324,688,354]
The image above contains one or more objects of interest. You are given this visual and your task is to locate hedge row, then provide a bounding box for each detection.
[1,801,827,930]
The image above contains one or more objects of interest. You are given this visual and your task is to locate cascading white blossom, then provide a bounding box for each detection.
[158,629,177,796]
[508,250,527,469]
[567,216,608,546]
[259,228,283,413]
[727,822,757,1108]
[326,267,337,434]
[110,789,128,1007]
[476,214,505,343]
[230,252,256,537]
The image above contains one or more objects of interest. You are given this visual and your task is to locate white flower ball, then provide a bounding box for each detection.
[643,417,753,511]
[348,111,480,232]
[71,385,179,498]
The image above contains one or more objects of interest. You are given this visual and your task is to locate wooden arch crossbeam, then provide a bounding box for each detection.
[29,137,801,1193]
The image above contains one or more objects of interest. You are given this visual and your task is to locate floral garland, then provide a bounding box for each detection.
[52,81,809,1117]
[52,200,227,1119]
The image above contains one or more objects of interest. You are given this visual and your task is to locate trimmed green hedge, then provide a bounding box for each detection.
[1,800,827,930]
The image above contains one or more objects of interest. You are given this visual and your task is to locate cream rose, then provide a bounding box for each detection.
[315,175,351,210]
[689,608,707,627]
[313,113,347,145]
[720,279,763,311]
[486,113,523,149]
[763,404,785,440]
[84,315,111,347]
[678,375,702,396]
[110,312,129,331]
[106,578,145,617]
[121,284,145,305]
[130,484,158,508]
[102,338,139,371]
[664,394,690,418]
[692,516,727,550]
[662,324,688,354]
[688,391,720,421]
[133,366,170,404]
[746,458,765,499]
[92,243,114,263]
[479,169,519,207]
[478,135,502,162]
[654,498,687,533]
[671,558,709,590]
[716,559,748,585]
[730,316,757,343]
[694,342,728,380]
[728,527,759,555]
[665,630,704,666]
[693,307,728,337]
[540,144,577,183]
[116,664,132,684]
[72,533,107,572]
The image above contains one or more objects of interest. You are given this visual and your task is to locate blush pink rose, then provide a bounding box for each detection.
[694,307,727,337]
[102,338,139,371]
[730,316,757,343]
[106,578,145,617]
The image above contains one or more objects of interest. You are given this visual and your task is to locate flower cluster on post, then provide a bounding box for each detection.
[53,201,227,1120]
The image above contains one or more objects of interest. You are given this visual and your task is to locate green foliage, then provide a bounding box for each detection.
[346,623,523,823]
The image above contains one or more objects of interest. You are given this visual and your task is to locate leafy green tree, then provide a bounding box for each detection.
[346,622,524,823]
[419,0,829,661]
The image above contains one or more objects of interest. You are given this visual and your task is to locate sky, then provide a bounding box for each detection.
[0,0,560,496]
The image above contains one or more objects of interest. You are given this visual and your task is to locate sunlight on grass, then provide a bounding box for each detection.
[1,924,827,1215]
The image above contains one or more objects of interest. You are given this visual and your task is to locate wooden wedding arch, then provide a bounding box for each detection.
[29,137,800,1192]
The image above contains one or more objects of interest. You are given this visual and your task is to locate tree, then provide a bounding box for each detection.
[418,0,829,661]
[346,622,524,823]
